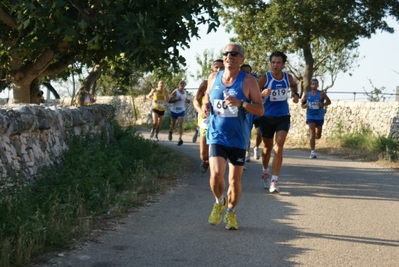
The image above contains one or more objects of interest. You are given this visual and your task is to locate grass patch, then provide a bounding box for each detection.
[0,123,191,267]
[286,125,399,166]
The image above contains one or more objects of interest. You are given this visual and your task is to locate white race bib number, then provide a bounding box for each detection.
[213,99,238,118]
[308,101,320,109]
[270,88,288,101]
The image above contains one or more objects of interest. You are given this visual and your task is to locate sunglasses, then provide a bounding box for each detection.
[223,51,241,57]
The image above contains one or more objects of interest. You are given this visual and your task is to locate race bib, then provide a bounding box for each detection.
[270,88,288,102]
[175,106,183,112]
[156,101,164,107]
[212,99,238,118]
[308,101,320,109]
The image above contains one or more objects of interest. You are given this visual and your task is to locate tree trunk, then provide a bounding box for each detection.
[42,81,61,99]
[302,46,314,95]
[74,64,102,106]
[12,81,31,103]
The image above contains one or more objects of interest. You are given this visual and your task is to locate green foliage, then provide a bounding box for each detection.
[219,0,399,92]
[341,124,398,161]
[0,0,221,102]
[0,123,190,266]
[375,136,399,161]
[191,49,223,82]
[363,79,387,102]
[331,120,345,140]
[95,64,189,97]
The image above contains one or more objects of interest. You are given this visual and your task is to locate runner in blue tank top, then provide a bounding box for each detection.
[202,43,263,230]
[301,78,331,159]
[258,51,300,193]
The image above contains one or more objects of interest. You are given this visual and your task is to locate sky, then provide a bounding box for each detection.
[179,18,399,102]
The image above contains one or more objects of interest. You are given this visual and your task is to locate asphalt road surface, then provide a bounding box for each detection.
[29,131,399,267]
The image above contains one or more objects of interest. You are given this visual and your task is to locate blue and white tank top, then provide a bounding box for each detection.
[306,90,325,120]
[262,71,291,117]
[207,71,251,150]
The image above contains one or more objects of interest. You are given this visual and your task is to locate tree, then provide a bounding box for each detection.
[0,0,220,103]
[220,0,399,94]
[285,39,361,94]
[191,49,222,82]
[364,79,386,102]
[96,63,188,97]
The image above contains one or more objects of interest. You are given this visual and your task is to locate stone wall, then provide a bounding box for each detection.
[41,96,399,140]
[288,101,399,140]
[0,104,115,179]
[1,95,397,179]
[42,95,196,126]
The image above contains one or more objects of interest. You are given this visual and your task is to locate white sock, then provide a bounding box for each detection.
[262,168,269,174]
[226,207,234,213]
[216,196,225,205]
[311,150,315,153]
[271,175,278,182]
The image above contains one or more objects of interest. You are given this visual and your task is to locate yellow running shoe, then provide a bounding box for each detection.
[224,211,238,230]
[208,198,227,225]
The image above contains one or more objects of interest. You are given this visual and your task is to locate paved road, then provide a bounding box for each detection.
[31,131,399,267]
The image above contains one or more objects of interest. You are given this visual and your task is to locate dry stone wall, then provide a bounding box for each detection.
[1,95,398,180]
[0,103,115,179]
[40,96,399,140]
[288,101,399,140]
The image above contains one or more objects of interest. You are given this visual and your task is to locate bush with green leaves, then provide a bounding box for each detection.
[341,124,398,161]
[0,123,190,267]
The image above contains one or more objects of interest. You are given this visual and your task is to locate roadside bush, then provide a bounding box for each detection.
[0,123,190,267]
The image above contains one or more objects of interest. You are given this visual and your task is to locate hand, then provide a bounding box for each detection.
[202,103,211,113]
[292,95,299,104]
[224,95,237,107]
[261,88,271,97]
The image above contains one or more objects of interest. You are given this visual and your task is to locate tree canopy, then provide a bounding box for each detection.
[220,0,399,93]
[0,0,220,103]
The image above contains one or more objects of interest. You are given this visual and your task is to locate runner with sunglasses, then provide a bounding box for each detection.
[203,43,263,230]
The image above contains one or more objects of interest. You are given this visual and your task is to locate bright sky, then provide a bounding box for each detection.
[180,18,399,102]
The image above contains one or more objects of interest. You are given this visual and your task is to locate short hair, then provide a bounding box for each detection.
[269,51,287,63]
[213,59,223,64]
[311,78,319,84]
[224,42,245,57]
[240,64,252,72]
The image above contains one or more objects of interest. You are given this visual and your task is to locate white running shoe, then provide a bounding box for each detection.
[261,171,269,189]
[269,180,280,193]
[254,146,260,160]
[245,152,250,162]
[310,151,317,159]
[149,128,155,138]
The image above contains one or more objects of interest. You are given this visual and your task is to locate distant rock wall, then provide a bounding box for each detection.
[288,101,399,140]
